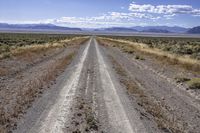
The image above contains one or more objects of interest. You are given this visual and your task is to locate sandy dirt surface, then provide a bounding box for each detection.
[6,37,200,133]
[0,38,88,132]
[13,37,162,133]
[99,39,200,133]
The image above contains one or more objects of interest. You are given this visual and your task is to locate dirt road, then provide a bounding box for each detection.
[13,37,200,133]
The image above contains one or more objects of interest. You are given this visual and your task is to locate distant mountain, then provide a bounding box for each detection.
[0,23,82,31]
[131,26,189,33]
[142,29,171,33]
[0,23,194,34]
[95,27,137,32]
[187,26,200,34]
[93,26,189,33]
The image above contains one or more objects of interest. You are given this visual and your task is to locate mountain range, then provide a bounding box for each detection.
[0,23,200,34]
[187,26,200,34]
[94,27,138,32]
[132,26,189,33]
[96,26,190,33]
[0,23,82,31]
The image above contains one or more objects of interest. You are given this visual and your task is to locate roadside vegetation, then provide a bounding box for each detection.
[101,35,200,60]
[175,76,200,89]
[0,33,85,59]
[98,36,200,73]
[0,33,89,132]
[0,52,76,132]
[187,78,200,89]
[109,55,188,132]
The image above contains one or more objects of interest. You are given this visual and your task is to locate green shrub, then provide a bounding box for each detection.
[135,55,145,60]
[135,55,140,59]
[187,78,200,89]
[2,52,11,58]
[104,35,200,60]
[0,45,10,53]
[175,77,190,83]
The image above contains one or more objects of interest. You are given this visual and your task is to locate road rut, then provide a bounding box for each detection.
[14,37,156,133]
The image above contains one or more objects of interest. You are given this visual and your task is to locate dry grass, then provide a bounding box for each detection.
[174,76,190,83]
[0,37,89,132]
[11,37,87,56]
[0,52,75,132]
[0,36,88,59]
[109,55,186,133]
[187,78,200,89]
[135,55,145,60]
[98,37,200,73]
[0,37,88,77]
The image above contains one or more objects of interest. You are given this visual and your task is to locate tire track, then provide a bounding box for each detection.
[30,38,91,133]
[95,39,147,133]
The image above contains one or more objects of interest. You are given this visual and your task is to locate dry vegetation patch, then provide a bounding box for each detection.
[187,78,200,89]
[0,34,89,132]
[0,37,88,77]
[98,37,200,73]
[109,55,187,133]
[0,35,88,59]
[102,36,200,60]
[0,51,76,132]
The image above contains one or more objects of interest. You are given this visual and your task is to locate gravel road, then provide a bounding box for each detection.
[13,36,200,133]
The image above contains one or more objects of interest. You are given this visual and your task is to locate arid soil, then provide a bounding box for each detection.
[98,38,200,133]
[1,37,199,133]
[0,37,88,132]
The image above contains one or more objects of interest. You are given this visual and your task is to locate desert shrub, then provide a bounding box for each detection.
[191,53,200,60]
[135,55,145,60]
[101,35,200,60]
[187,78,200,89]
[0,33,86,59]
[0,45,10,53]
[175,77,190,83]
[2,53,11,58]
[0,33,84,47]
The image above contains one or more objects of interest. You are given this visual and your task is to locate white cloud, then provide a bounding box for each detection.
[129,2,200,16]
[1,1,199,28]
[164,14,176,19]
[40,11,161,28]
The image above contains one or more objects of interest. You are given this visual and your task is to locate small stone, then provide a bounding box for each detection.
[161,97,165,100]
[75,121,79,126]
[77,113,82,117]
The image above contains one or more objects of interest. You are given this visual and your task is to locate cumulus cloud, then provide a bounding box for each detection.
[43,11,161,28]
[109,12,160,20]
[163,14,176,19]
[46,16,135,28]
[2,1,199,28]
[129,2,200,16]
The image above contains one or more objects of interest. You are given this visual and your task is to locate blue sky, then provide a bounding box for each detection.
[0,0,200,28]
